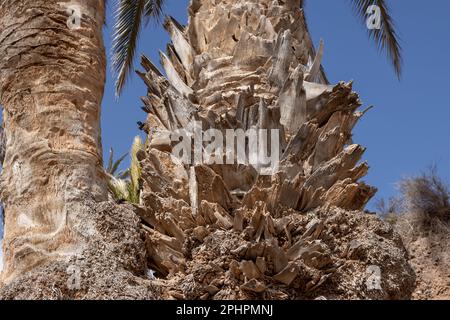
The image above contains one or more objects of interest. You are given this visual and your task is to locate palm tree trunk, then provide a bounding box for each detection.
[140,0,374,215]
[0,0,107,283]
[135,0,415,299]
[0,0,414,299]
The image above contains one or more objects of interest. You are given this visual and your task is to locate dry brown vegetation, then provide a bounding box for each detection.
[378,167,450,300]
[379,167,450,237]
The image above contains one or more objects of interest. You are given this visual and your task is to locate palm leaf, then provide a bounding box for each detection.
[144,0,165,18]
[111,152,129,175]
[349,0,402,77]
[117,169,131,180]
[106,148,128,176]
[107,148,114,173]
[105,137,143,203]
[108,176,130,201]
[112,0,166,96]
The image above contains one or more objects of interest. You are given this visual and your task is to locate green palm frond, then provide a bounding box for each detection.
[108,176,130,201]
[106,148,128,176]
[349,0,402,77]
[107,147,114,173]
[112,0,166,96]
[144,0,165,18]
[107,136,144,204]
[117,169,131,180]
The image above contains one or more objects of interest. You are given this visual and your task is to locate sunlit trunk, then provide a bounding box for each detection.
[0,0,107,283]
[131,0,413,300]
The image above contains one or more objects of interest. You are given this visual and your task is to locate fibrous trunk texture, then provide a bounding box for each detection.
[134,0,415,299]
[0,0,416,300]
[0,0,112,286]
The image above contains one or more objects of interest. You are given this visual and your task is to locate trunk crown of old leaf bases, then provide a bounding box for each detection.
[140,0,375,216]
[0,0,415,300]
[0,0,107,283]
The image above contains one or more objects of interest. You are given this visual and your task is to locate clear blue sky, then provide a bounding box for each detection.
[100,0,450,210]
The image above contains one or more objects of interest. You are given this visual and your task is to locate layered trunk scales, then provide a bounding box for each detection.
[0,0,415,300]
[128,0,410,300]
[140,0,375,221]
[0,0,107,283]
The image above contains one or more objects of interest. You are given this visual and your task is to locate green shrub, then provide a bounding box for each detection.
[106,136,144,204]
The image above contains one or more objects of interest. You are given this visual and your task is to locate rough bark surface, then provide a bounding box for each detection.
[0,0,108,283]
[0,0,416,300]
[0,202,159,299]
[133,0,415,300]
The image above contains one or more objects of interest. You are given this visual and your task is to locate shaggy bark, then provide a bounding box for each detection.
[0,0,415,300]
[0,0,107,283]
[134,0,415,299]
[140,0,375,213]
